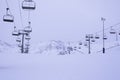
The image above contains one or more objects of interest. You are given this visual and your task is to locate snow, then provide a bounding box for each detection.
[1,0,120,80]
[0,45,120,80]
[0,40,120,80]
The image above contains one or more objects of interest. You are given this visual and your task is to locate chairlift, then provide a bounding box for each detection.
[86,38,89,41]
[74,46,77,50]
[74,46,77,49]
[24,47,29,53]
[3,8,14,22]
[25,35,31,40]
[95,34,100,39]
[78,47,81,49]
[91,39,95,42]
[25,41,30,46]
[16,37,21,42]
[22,0,36,10]
[12,26,20,36]
[19,29,27,34]
[24,26,32,33]
[110,27,116,34]
[104,34,107,40]
[85,34,89,38]
[24,46,29,49]
[90,34,94,38]
[25,43,30,46]
[24,22,32,33]
[104,37,107,40]
[84,42,87,46]
[79,42,82,45]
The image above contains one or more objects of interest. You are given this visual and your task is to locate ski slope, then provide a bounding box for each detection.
[0,40,120,80]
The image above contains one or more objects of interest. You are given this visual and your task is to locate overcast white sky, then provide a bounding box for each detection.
[0,0,120,45]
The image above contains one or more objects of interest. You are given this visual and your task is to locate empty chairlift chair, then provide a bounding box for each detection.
[16,37,21,42]
[25,42,30,46]
[78,47,81,49]
[86,38,89,41]
[104,34,107,40]
[95,34,100,39]
[90,34,94,38]
[25,43,30,47]
[24,47,29,53]
[25,34,31,40]
[22,0,36,10]
[110,26,116,34]
[12,26,20,36]
[74,46,77,50]
[24,22,32,33]
[3,8,14,22]
[79,42,82,45]
[24,44,29,53]
[85,34,89,38]
[91,39,95,42]
[84,42,87,46]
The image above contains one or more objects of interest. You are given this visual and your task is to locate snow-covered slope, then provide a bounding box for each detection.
[0,40,15,53]
[0,37,120,80]
[0,47,120,80]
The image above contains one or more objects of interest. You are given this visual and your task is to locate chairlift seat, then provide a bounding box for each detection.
[86,39,89,41]
[74,46,77,48]
[3,14,14,22]
[109,27,116,34]
[90,36,93,38]
[110,30,116,34]
[84,44,87,46]
[95,34,100,39]
[24,47,29,50]
[25,43,30,46]
[86,35,89,38]
[103,34,107,40]
[24,47,29,49]
[95,36,100,39]
[24,50,29,53]
[104,37,107,40]
[22,0,36,10]
[25,36,31,40]
[74,48,77,51]
[12,31,20,36]
[19,30,27,34]
[79,42,82,45]
[24,47,29,53]
[91,39,95,42]
[84,43,87,46]
[24,26,32,33]
[78,47,81,49]
[16,38,21,42]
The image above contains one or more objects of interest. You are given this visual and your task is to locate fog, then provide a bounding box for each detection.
[0,0,120,45]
